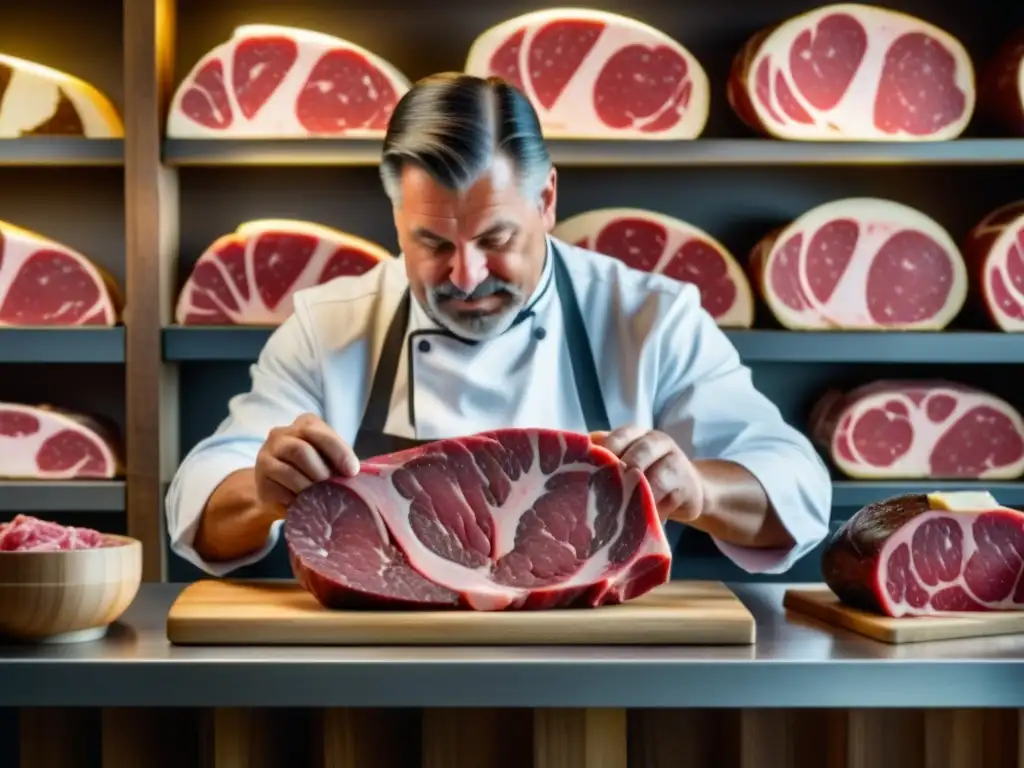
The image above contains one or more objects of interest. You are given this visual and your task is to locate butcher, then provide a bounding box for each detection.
[166,72,833,579]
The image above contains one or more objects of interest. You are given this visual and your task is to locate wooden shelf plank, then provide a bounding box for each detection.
[163,137,1024,168]
[162,327,1024,364]
[0,481,125,512]
[0,138,123,167]
[0,328,124,363]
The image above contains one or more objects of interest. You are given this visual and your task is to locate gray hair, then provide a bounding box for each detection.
[379,73,552,207]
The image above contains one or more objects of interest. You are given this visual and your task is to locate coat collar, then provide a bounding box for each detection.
[407,236,557,343]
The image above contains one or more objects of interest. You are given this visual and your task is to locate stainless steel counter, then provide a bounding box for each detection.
[1,583,1022,709]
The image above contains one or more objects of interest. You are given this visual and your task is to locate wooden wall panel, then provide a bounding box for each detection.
[18,709,99,768]
[123,0,179,581]
[421,708,533,768]
[317,708,420,768]
[11,707,1018,768]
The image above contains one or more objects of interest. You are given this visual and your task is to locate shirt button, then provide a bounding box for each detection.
[533,327,547,340]
[418,339,431,353]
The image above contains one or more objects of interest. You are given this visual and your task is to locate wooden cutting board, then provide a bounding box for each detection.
[166,579,756,646]
[785,586,1024,644]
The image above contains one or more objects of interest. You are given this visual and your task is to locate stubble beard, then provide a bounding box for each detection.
[425,285,525,342]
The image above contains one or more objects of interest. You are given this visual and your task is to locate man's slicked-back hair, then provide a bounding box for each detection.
[379,72,552,206]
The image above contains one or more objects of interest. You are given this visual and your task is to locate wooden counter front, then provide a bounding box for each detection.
[2,583,1023,767]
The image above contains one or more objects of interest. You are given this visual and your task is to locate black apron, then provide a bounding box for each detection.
[353,242,611,457]
[244,243,615,578]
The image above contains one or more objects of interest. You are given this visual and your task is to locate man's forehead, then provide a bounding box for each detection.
[399,159,521,221]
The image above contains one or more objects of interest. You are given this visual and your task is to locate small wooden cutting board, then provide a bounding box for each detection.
[785,586,1024,644]
[166,579,756,646]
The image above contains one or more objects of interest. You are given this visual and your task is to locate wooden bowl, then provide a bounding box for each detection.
[0,535,142,644]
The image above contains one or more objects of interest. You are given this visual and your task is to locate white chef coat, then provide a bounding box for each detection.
[166,236,833,577]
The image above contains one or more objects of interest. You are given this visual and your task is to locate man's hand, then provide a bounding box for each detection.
[591,426,705,523]
[255,413,359,516]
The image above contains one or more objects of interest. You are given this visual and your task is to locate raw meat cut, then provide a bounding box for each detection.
[727,4,974,141]
[465,9,709,139]
[978,28,1024,135]
[747,198,967,330]
[285,428,672,611]
[0,403,121,480]
[167,25,411,138]
[822,490,1024,616]
[0,220,121,327]
[963,201,1024,331]
[175,219,391,325]
[0,514,111,552]
[809,381,1024,480]
[0,53,123,138]
[553,208,753,327]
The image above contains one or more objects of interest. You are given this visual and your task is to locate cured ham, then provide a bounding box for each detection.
[0,53,122,137]
[176,219,391,326]
[553,208,753,327]
[727,3,975,140]
[748,198,966,330]
[465,9,709,139]
[167,25,411,138]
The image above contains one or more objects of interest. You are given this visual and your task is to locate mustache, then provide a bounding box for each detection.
[431,276,523,302]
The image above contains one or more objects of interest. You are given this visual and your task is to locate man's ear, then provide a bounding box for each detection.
[539,166,558,233]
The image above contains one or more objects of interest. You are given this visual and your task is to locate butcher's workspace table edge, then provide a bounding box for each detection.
[1,583,1022,709]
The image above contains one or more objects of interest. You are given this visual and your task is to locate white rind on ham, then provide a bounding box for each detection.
[809,380,1024,481]
[175,219,391,326]
[748,198,967,330]
[465,8,709,139]
[167,25,412,138]
[552,208,753,327]
[0,53,123,138]
[0,403,120,480]
[727,3,975,141]
[963,201,1024,332]
[0,220,120,327]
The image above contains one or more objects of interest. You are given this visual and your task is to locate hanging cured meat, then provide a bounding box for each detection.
[748,198,967,330]
[809,381,1024,480]
[465,9,709,139]
[727,3,975,140]
[175,219,391,326]
[963,202,1024,331]
[553,208,753,327]
[0,53,123,138]
[0,404,121,480]
[167,25,411,138]
[0,221,121,327]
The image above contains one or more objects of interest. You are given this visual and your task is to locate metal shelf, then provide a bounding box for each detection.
[0,328,124,363]
[163,326,1023,364]
[162,137,1024,168]
[727,329,1024,363]
[0,138,124,167]
[163,326,271,361]
[0,480,125,512]
[832,480,1024,508]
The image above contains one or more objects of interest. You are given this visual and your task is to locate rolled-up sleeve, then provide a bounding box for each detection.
[651,286,832,574]
[165,308,324,576]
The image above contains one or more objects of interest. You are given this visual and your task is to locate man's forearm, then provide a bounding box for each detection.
[193,468,280,562]
[672,459,794,549]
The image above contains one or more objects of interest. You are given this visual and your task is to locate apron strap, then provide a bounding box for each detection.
[356,242,612,437]
[358,290,411,435]
[550,244,612,433]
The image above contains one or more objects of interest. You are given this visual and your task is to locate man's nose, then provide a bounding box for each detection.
[449,246,488,294]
